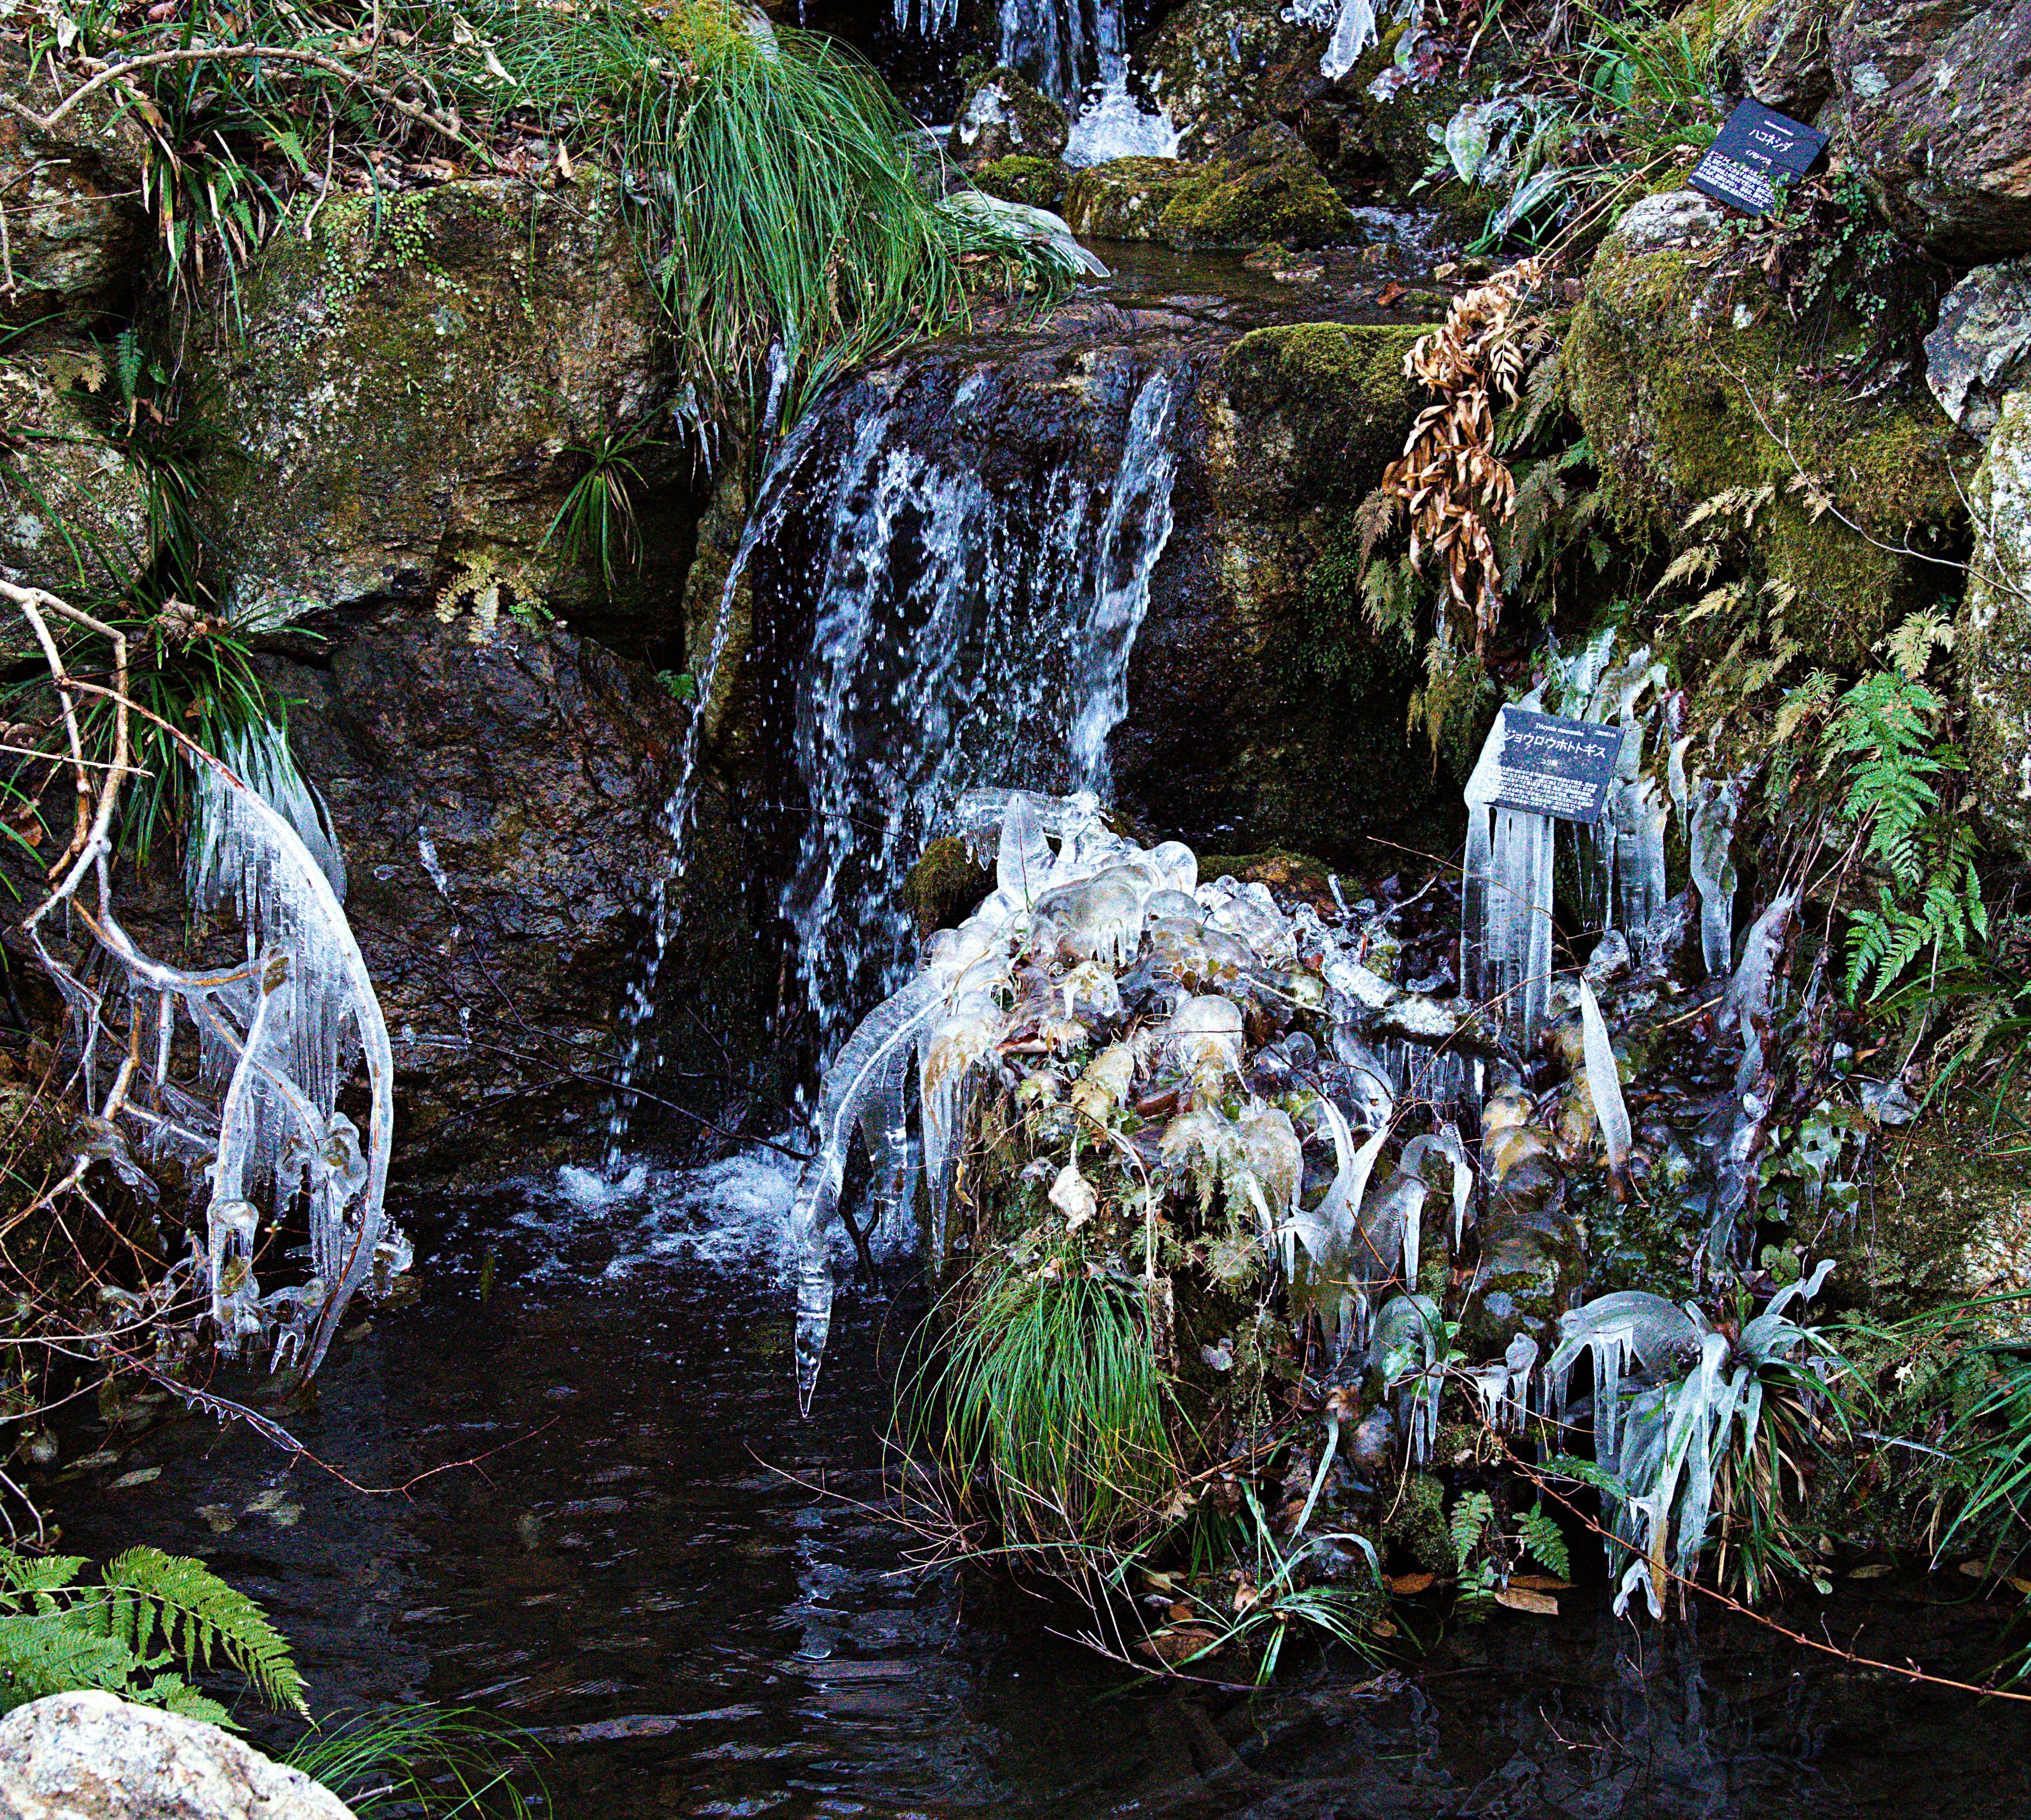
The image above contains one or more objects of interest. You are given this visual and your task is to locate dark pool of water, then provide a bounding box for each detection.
[43,1157,2031,1819]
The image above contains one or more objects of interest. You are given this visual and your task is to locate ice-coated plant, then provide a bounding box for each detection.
[1546,1262,1843,1614]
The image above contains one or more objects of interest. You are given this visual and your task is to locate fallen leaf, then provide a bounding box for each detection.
[109,1467,161,1488]
[1387,1571,1437,1596]
[2011,1577,2031,1597]
[1370,1617,1398,1639]
[1048,1160,1097,1229]
[1167,1601,1194,1621]
[1959,1560,1990,1578]
[1136,1626,1221,1666]
[1508,1573,1570,1592]
[1845,1563,1894,1579]
[1495,1586,1559,1615]
[195,1505,237,1534]
[1376,280,1407,308]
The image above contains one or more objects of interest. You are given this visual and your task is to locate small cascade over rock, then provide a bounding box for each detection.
[758,363,1180,1061]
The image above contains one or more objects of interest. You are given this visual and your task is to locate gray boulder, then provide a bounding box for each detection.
[1926,256,2031,440]
[1960,389,2031,853]
[1835,0,2031,259]
[0,1690,354,1819]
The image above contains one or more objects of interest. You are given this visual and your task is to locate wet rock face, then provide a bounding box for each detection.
[0,336,154,613]
[1129,318,1458,858]
[949,66,1069,166]
[186,177,684,633]
[231,613,775,1172]
[1960,390,2031,856]
[0,1690,355,1819]
[1834,0,2031,259]
[1565,191,1970,668]
[1926,257,2031,441]
[1142,0,1319,162]
[0,50,151,330]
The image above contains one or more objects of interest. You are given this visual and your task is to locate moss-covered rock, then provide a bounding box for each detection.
[1384,1470,1456,1574]
[1679,0,1836,115]
[0,44,150,329]
[948,67,1069,168]
[1063,157,1206,241]
[186,177,681,633]
[0,336,154,618]
[1157,125,1358,250]
[971,155,1069,210]
[1960,388,2031,854]
[904,836,994,934]
[1565,189,1973,667]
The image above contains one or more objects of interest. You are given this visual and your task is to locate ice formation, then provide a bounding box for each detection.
[22,709,402,1377]
[1548,1265,1836,1617]
[789,794,1480,1407]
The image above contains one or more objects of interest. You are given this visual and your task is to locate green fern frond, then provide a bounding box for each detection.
[1518,1502,1570,1580]
[1449,1490,1496,1573]
[95,1547,309,1718]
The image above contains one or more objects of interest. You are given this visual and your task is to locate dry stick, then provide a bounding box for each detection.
[1507,1445,2031,1705]
[20,42,496,167]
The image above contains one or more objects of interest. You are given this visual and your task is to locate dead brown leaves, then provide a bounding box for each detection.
[1379,259,1551,655]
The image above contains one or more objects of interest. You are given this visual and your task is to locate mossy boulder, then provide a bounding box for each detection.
[1142,0,1320,162]
[1680,0,1837,115]
[903,836,994,934]
[948,67,1069,168]
[0,336,154,618]
[971,155,1069,210]
[1565,190,1972,667]
[1157,125,1358,250]
[1063,157,1205,241]
[186,177,682,633]
[1960,389,2031,854]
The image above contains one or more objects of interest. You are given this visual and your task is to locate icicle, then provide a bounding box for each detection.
[1687,779,1741,977]
[1575,975,1632,1186]
[789,975,945,1411]
[1320,0,1378,77]
[187,737,398,1374]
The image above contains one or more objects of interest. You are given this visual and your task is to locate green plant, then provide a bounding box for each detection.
[285,1705,547,1819]
[21,1,1071,433]
[1121,1481,1384,1684]
[1787,662,1988,1002]
[540,424,661,591]
[1517,1501,1570,1579]
[0,1544,306,1724]
[929,1257,1179,1548]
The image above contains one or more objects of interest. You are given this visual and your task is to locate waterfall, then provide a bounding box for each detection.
[602,412,825,1164]
[977,0,1178,164]
[774,366,1178,1060]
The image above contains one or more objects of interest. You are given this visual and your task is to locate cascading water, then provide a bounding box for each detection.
[769,365,1178,1063]
[602,412,825,1164]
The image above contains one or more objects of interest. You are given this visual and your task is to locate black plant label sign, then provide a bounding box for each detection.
[1487,708,1626,825]
[1690,98,1829,215]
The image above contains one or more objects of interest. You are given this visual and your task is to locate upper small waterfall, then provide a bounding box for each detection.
[760,364,1179,1059]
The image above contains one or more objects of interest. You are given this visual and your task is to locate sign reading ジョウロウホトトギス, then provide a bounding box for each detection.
[1689,98,1829,215]
[1485,707,1625,825]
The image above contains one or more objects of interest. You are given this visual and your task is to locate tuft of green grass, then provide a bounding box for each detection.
[929,1259,1179,1548]
[285,1705,547,1820]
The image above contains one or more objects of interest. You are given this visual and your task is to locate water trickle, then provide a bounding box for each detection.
[776,366,1178,1059]
[603,415,825,1164]
[991,0,1181,165]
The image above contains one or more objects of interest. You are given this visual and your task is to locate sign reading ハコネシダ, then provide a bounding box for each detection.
[1485,707,1625,825]
[1689,98,1829,215]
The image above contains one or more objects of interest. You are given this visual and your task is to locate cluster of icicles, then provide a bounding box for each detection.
[49,723,405,1377]
[788,786,1491,1414]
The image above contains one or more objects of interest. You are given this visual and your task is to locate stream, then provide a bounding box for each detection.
[43,1156,2031,1819]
